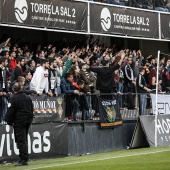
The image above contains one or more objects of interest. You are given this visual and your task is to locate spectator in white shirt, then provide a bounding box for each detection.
[30,59,52,96]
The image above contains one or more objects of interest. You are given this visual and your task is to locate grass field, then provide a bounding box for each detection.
[1,146,170,170]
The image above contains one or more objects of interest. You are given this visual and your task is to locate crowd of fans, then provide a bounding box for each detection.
[0,37,170,123]
[84,0,170,12]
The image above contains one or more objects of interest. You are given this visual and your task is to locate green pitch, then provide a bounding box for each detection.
[1,146,170,170]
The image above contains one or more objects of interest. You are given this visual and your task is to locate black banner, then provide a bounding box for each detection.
[0,0,1,22]
[98,96,122,128]
[131,115,170,148]
[0,123,68,163]
[1,0,87,32]
[30,95,65,123]
[90,4,159,38]
[161,14,170,39]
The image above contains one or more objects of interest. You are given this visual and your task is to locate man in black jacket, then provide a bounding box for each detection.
[0,57,12,124]
[5,82,34,166]
[88,52,125,94]
[10,57,25,83]
[136,67,151,115]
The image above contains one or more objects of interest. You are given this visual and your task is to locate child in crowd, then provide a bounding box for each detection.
[77,80,91,120]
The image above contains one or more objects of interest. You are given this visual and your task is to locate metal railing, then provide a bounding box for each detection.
[63,92,153,122]
[0,93,153,125]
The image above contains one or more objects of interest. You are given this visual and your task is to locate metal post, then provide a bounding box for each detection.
[87,2,90,34]
[158,12,161,40]
[155,50,160,147]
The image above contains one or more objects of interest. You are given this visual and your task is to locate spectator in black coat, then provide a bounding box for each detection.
[88,52,124,94]
[10,57,25,83]
[0,57,12,124]
[136,67,151,115]
[5,82,34,166]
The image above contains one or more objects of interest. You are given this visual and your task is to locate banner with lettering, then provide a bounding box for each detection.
[1,0,87,32]
[0,123,68,163]
[161,13,170,39]
[98,96,122,128]
[131,115,170,148]
[150,94,170,115]
[90,4,159,38]
[30,95,65,123]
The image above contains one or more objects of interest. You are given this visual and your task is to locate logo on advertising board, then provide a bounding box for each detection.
[0,125,51,158]
[14,0,28,23]
[100,7,111,31]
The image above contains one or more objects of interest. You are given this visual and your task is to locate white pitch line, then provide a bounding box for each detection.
[26,149,170,170]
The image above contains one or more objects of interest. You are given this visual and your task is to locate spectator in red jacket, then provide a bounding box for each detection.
[9,51,17,71]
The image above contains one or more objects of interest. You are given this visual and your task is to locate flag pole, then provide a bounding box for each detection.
[155,50,160,147]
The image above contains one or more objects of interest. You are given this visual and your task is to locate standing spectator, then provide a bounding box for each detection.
[5,82,34,166]
[0,57,12,124]
[56,59,63,95]
[79,62,95,111]
[27,59,36,76]
[134,60,139,78]
[123,57,135,93]
[154,0,169,12]
[149,66,157,90]
[143,62,150,85]
[61,53,73,78]
[48,59,58,96]
[61,73,79,120]
[77,79,91,120]
[68,65,80,84]
[162,59,170,92]
[15,76,36,95]
[23,50,31,60]
[88,51,124,94]
[1,50,10,60]
[117,67,124,108]
[9,50,17,71]
[34,50,46,65]
[123,57,136,109]
[60,73,79,95]
[160,58,166,68]
[136,67,151,115]
[23,71,32,90]
[30,59,52,96]
[165,0,170,11]
[1,50,11,78]
[79,62,95,93]
[150,58,157,68]
[10,57,25,83]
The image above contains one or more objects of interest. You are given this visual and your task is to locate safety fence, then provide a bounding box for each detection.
[0,92,154,125]
[63,93,152,122]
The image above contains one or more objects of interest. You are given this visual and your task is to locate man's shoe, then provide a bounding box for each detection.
[15,161,28,166]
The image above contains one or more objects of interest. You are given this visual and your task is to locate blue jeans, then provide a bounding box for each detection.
[118,82,124,108]
[138,94,147,115]
[0,96,8,122]
[72,99,80,120]
[56,86,61,95]
[84,110,90,120]
[85,95,91,119]
[107,0,125,5]
[155,7,169,12]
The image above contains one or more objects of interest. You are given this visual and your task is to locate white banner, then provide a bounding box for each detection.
[150,94,170,115]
